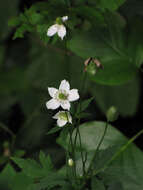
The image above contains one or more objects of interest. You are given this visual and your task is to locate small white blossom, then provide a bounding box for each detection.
[46,80,79,110]
[62,16,68,22]
[47,24,66,40]
[53,111,72,127]
[47,16,68,40]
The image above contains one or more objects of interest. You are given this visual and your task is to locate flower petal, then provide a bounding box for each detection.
[57,25,66,40]
[57,119,67,127]
[59,80,70,91]
[48,87,58,98]
[47,24,58,37]
[53,112,60,119]
[46,99,60,110]
[68,89,79,102]
[62,16,68,22]
[61,101,70,110]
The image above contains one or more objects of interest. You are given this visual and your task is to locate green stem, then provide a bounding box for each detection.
[94,128,143,176]
[73,71,87,176]
[87,121,109,174]
[0,122,16,149]
[0,122,15,138]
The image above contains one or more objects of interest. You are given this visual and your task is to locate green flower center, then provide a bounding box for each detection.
[56,17,62,24]
[59,112,68,121]
[58,93,68,100]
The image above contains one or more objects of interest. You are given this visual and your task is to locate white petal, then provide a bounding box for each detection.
[47,24,58,37]
[61,101,70,110]
[57,119,67,127]
[46,99,60,110]
[53,112,60,119]
[57,25,66,40]
[48,87,58,98]
[62,16,68,22]
[59,80,70,91]
[68,89,79,102]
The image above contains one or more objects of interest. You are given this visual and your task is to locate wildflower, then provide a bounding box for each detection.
[47,16,68,40]
[46,80,79,110]
[68,158,74,167]
[53,111,72,127]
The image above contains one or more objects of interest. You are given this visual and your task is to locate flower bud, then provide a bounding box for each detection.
[106,106,118,122]
[68,158,74,167]
[86,62,97,75]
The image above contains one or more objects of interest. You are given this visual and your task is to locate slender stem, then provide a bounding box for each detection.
[94,128,143,176]
[73,71,87,176]
[0,122,15,138]
[0,122,16,149]
[87,121,109,174]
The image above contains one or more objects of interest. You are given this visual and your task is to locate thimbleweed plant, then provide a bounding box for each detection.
[4,1,143,190]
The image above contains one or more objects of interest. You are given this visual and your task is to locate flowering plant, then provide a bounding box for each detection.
[0,0,143,190]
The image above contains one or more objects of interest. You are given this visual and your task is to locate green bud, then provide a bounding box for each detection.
[106,106,118,122]
[86,62,96,75]
[68,158,74,167]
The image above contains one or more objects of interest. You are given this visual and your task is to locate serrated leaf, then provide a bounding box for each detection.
[39,151,53,171]
[11,157,45,178]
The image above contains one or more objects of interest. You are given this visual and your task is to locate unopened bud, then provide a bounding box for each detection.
[106,106,118,122]
[68,158,74,167]
[86,62,97,75]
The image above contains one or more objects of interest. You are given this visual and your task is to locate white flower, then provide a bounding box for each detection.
[47,16,68,40]
[47,24,66,40]
[62,16,68,22]
[53,111,72,127]
[46,80,79,110]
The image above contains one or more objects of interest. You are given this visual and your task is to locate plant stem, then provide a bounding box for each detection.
[0,122,16,149]
[93,128,143,176]
[0,122,15,138]
[87,121,109,175]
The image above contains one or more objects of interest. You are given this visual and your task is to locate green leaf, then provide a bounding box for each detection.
[77,97,95,113]
[39,151,53,171]
[13,24,34,39]
[10,173,33,190]
[68,27,137,85]
[13,149,25,157]
[128,19,143,67]
[73,121,143,189]
[91,176,105,190]
[90,76,140,117]
[0,164,16,190]
[11,157,45,178]
[47,126,61,135]
[34,173,67,190]
[97,0,126,11]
